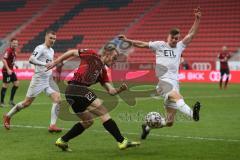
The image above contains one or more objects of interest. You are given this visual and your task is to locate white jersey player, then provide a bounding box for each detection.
[3,30,62,132]
[27,43,55,97]
[119,8,202,139]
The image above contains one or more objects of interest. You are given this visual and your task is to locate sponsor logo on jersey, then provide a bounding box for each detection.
[157,50,176,58]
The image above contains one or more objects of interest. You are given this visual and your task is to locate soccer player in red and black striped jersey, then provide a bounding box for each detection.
[218,46,231,89]
[1,38,19,107]
[46,44,140,151]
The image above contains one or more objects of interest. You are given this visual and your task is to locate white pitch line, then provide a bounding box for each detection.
[3,124,240,143]
[151,94,240,100]
[29,94,240,106]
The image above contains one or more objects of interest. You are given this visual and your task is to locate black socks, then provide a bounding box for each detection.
[103,119,124,143]
[1,87,7,103]
[62,123,85,142]
[10,86,18,101]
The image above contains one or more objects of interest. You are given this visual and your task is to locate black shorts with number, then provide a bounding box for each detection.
[65,82,97,113]
[2,72,18,83]
[220,68,230,76]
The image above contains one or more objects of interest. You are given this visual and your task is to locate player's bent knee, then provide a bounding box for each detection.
[81,120,94,129]
[51,92,61,103]
[2,83,8,88]
[14,81,19,86]
[100,113,111,123]
[169,91,183,102]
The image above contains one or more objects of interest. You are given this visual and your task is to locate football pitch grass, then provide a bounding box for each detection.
[1,80,240,160]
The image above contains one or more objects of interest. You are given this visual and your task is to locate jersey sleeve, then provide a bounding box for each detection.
[33,46,43,58]
[177,41,186,50]
[98,67,110,85]
[3,49,10,59]
[29,46,46,66]
[149,41,161,52]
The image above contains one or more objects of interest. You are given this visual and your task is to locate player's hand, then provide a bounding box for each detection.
[7,70,13,75]
[194,7,201,20]
[118,35,127,41]
[119,83,128,91]
[45,62,56,71]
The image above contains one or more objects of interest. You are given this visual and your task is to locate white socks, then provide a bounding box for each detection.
[176,99,193,118]
[7,102,24,117]
[7,102,60,125]
[50,103,60,126]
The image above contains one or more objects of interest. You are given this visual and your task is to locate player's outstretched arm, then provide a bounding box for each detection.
[46,49,79,71]
[103,82,128,96]
[118,35,149,48]
[182,7,201,46]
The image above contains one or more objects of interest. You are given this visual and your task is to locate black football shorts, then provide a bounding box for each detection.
[2,72,18,83]
[220,68,230,76]
[65,83,97,113]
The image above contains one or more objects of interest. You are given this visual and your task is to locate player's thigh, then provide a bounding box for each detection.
[2,82,9,88]
[11,72,18,85]
[156,79,174,98]
[157,79,182,102]
[13,80,19,86]
[220,69,225,77]
[26,80,46,98]
[88,99,110,122]
[168,90,183,102]
[65,84,97,113]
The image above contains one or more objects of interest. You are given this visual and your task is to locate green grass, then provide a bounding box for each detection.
[1,81,240,160]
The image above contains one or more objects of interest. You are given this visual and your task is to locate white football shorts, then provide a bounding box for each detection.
[156,78,179,109]
[26,76,58,97]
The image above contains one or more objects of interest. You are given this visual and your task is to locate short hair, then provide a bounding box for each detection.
[104,42,117,51]
[10,38,18,42]
[45,30,56,35]
[169,28,180,36]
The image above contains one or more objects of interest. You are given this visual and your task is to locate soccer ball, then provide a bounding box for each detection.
[145,112,163,128]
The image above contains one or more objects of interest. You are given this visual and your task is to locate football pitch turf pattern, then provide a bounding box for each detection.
[1,81,240,160]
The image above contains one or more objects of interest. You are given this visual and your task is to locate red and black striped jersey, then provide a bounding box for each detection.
[70,49,110,86]
[2,47,16,72]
